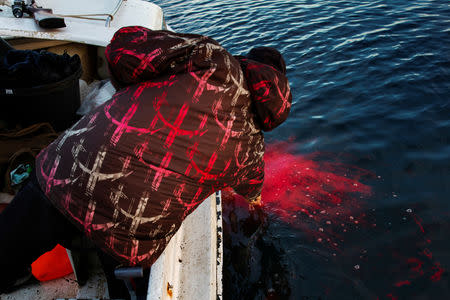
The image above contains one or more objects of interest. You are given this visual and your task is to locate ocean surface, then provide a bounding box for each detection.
[152,0,450,299]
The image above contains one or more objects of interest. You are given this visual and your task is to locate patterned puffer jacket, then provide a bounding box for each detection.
[35,26,291,267]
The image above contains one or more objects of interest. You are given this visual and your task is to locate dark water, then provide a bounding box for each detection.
[152,0,450,299]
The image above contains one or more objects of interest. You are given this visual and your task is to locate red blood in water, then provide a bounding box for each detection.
[222,141,446,299]
[407,257,425,276]
[394,280,411,287]
[430,263,445,282]
[223,141,373,248]
[261,142,372,221]
[386,294,398,300]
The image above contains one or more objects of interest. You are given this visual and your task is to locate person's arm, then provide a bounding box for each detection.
[233,162,264,207]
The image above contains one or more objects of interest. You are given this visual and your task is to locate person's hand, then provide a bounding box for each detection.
[248,195,262,211]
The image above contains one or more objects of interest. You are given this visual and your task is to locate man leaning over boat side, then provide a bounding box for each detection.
[0,26,291,298]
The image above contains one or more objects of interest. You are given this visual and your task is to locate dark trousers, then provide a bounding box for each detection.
[0,171,144,299]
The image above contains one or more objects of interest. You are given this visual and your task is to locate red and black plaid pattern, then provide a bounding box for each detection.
[35,26,291,267]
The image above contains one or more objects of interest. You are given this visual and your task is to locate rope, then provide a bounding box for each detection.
[55,13,114,22]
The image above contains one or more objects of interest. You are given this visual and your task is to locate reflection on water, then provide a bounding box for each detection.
[153,0,450,298]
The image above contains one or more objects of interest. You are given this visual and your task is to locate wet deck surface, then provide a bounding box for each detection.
[1,193,108,299]
[0,253,108,300]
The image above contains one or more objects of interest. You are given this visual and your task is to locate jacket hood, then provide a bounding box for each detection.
[105,26,222,88]
[237,57,292,131]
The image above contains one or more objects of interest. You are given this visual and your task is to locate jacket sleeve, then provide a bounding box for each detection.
[232,158,264,203]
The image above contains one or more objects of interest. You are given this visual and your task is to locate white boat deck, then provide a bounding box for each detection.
[0,0,165,46]
[0,254,109,299]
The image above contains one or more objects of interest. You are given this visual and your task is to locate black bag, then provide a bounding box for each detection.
[0,41,82,131]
